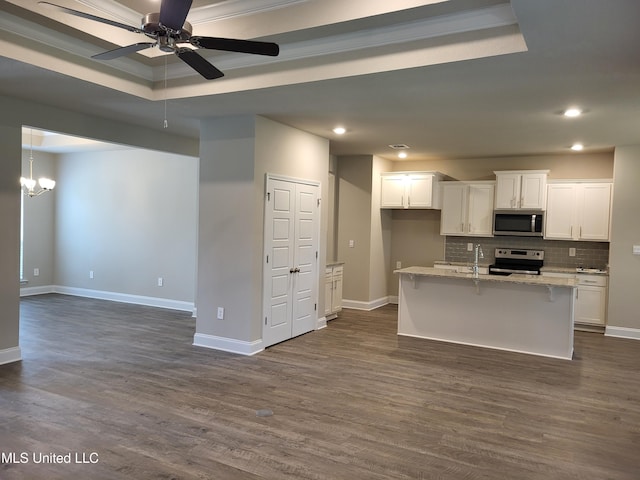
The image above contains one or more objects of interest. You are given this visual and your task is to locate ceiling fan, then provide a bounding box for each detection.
[38,0,280,79]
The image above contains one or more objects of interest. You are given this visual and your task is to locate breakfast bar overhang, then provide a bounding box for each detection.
[395,267,578,360]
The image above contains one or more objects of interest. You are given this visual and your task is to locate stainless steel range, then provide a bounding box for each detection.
[488,248,544,276]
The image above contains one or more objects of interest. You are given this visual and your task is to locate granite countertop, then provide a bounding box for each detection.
[395,266,577,288]
[434,261,608,276]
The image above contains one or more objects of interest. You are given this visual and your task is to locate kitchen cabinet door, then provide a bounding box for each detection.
[575,284,607,326]
[494,171,548,209]
[331,265,343,314]
[407,175,434,208]
[380,176,406,208]
[578,183,612,241]
[494,173,521,209]
[467,184,495,236]
[440,182,494,236]
[545,183,612,241]
[440,183,467,235]
[520,173,547,209]
[545,184,576,239]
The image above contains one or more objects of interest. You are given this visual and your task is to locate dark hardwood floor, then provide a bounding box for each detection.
[1,294,640,479]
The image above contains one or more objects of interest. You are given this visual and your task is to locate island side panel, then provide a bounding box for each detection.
[397,274,575,360]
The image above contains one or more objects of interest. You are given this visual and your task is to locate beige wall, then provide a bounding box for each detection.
[0,124,21,357]
[388,210,444,297]
[393,151,614,181]
[369,156,393,304]
[196,116,329,344]
[20,151,56,288]
[608,146,640,331]
[1,94,197,364]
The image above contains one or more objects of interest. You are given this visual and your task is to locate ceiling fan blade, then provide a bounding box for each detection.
[176,48,224,80]
[92,43,156,60]
[38,1,143,34]
[191,36,280,57]
[159,0,193,32]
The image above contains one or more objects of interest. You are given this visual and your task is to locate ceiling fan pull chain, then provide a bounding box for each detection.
[163,55,168,129]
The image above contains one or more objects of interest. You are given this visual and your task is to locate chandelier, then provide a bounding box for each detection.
[20,128,55,197]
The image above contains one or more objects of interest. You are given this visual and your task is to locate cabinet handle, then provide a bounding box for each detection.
[583,280,598,284]
[408,196,411,206]
[461,222,464,232]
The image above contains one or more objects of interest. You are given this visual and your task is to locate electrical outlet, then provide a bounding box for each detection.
[569,248,576,257]
[349,240,355,248]
[33,268,39,277]
[467,243,473,252]
[217,307,224,320]
[396,261,402,269]
[157,277,163,287]
[89,270,94,279]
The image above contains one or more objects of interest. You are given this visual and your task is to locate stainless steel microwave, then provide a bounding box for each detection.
[493,210,544,236]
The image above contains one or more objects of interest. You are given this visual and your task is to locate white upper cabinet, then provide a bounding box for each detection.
[440,182,495,236]
[380,172,443,209]
[545,182,612,241]
[494,170,548,209]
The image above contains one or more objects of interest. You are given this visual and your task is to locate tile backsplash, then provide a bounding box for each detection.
[445,236,609,270]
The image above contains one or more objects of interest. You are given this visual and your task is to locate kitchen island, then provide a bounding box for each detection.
[395,267,577,360]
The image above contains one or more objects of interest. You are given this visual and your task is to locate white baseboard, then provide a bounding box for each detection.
[342,296,389,311]
[605,326,640,340]
[0,346,22,365]
[20,285,55,296]
[21,284,194,313]
[193,333,263,356]
[388,295,398,304]
[316,316,327,329]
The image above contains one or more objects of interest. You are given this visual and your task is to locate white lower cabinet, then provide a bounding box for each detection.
[575,274,608,327]
[324,264,343,320]
[542,272,607,329]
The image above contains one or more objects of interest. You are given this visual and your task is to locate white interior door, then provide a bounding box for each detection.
[291,183,319,337]
[263,176,319,348]
[263,179,296,347]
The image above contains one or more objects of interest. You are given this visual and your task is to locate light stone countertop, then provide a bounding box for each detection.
[395,266,577,288]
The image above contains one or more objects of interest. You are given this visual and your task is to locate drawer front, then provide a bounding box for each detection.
[577,275,607,287]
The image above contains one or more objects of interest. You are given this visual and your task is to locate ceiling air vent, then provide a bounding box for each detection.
[388,144,410,149]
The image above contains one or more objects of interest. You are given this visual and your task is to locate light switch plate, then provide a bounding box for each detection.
[569,247,576,257]
[633,245,640,255]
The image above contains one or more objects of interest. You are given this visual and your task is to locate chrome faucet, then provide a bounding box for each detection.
[472,244,484,278]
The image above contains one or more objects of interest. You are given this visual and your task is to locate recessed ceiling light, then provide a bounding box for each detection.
[398,151,408,159]
[564,108,582,118]
[571,143,584,151]
[333,127,346,135]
